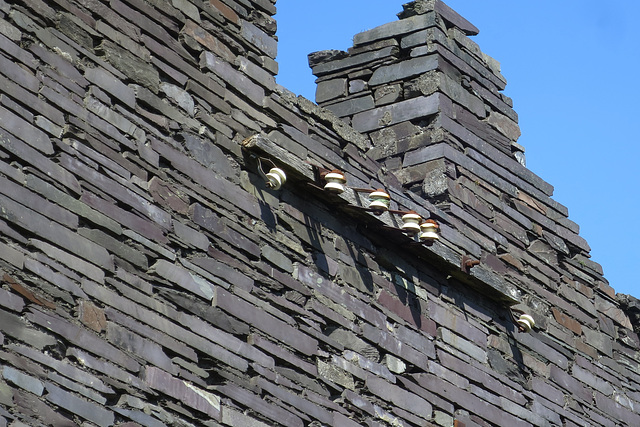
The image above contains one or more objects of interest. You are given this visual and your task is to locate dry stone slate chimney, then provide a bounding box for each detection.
[309,0,526,201]
[2,0,640,425]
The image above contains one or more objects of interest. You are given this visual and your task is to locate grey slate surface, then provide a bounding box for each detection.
[0,0,638,426]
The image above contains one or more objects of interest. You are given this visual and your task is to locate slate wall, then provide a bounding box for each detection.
[0,0,639,426]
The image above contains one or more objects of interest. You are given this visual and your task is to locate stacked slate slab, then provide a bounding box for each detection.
[0,0,638,426]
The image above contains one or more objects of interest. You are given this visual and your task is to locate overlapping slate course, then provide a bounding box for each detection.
[0,0,638,425]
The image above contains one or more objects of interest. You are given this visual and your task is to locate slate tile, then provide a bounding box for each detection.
[44,382,114,427]
[59,153,171,230]
[429,299,487,345]
[26,307,140,372]
[79,227,148,269]
[10,344,115,394]
[152,137,260,218]
[185,78,231,114]
[99,38,159,90]
[81,278,249,372]
[0,308,57,350]
[216,382,304,427]
[0,379,12,408]
[215,287,318,355]
[439,327,487,363]
[182,132,234,178]
[13,389,76,427]
[81,192,168,244]
[295,265,386,328]
[183,19,234,62]
[174,307,274,368]
[370,55,439,87]
[311,46,398,77]
[24,258,88,300]
[325,95,375,118]
[353,12,438,46]
[30,238,105,284]
[190,203,260,257]
[2,366,43,396]
[112,407,166,427]
[254,261,311,296]
[240,19,277,58]
[222,406,273,427]
[263,95,309,134]
[249,334,316,375]
[594,392,640,426]
[0,105,53,155]
[255,377,333,425]
[0,28,36,66]
[106,322,178,374]
[190,256,254,290]
[352,93,440,133]
[149,259,215,300]
[0,287,24,313]
[0,131,75,194]
[413,372,530,427]
[549,364,592,404]
[209,0,240,24]
[200,51,265,107]
[0,51,39,92]
[66,347,148,392]
[367,375,433,419]
[362,323,429,371]
[104,306,198,362]
[315,78,347,104]
[112,0,181,39]
[395,324,436,358]
[144,366,221,419]
[173,220,210,250]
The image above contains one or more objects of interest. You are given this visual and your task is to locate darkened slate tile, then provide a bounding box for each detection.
[0,308,57,350]
[9,342,114,395]
[200,51,265,106]
[13,389,76,427]
[81,192,168,244]
[24,258,87,300]
[106,323,178,374]
[158,288,250,336]
[78,227,148,269]
[216,382,304,427]
[254,377,333,424]
[190,203,260,258]
[112,407,166,427]
[26,307,140,373]
[215,287,318,356]
[82,278,248,372]
[66,347,148,393]
[105,306,198,363]
[44,382,114,427]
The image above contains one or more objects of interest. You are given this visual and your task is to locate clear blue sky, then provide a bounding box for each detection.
[274,0,640,299]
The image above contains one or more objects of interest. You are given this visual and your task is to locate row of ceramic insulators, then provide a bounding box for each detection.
[266,168,439,243]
